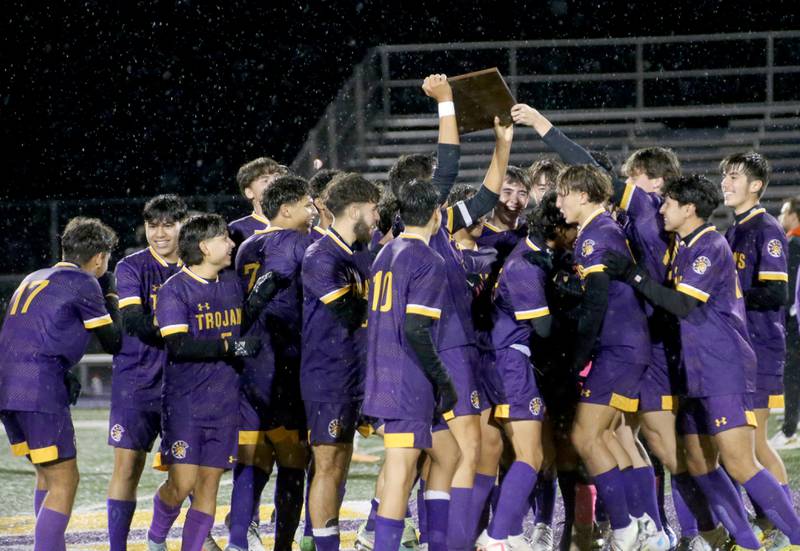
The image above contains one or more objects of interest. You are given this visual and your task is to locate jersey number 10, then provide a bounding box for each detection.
[371,271,393,312]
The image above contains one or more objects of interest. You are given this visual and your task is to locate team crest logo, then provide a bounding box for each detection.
[768,239,783,258]
[171,440,189,459]
[529,397,543,416]
[692,256,711,275]
[581,239,595,256]
[470,390,481,410]
[328,418,342,439]
[110,424,125,443]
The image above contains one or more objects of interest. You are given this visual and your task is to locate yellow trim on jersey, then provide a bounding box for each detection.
[483,221,503,233]
[313,225,327,236]
[493,404,511,418]
[525,237,542,252]
[181,266,215,284]
[152,452,168,471]
[745,410,758,428]
[676,282,710,303]
[252,212,270,225]
[578,208,606,236]
[581,264,607,276]
[442,410,456,421]
[83,314,113,329]
[515,307,550,320]
[406,304,442,319]
[620,182,636,211]
[399,232,427,242]
[738,208,766,225]
[768,395,785,409]
[160,324,189,336]
[326,230,354,255]
[758,271,789,282]
[238,430,265,445]
[610,393,639,412]
[661,395,678,412]
[686,226,717,248]
[384,432,415,448]
[11,442,30,456]
[260,226,285,234]
[29,445,58,464]
[148,246,170,267]
[53,262,79,269]
[446,206,455,234]
[320,286,350,304]
[118,296,143,308]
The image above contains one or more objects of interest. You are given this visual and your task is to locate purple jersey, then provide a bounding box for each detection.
[228,212,269,247]
[476,221,527,260]
[310,225,328,242]
[363,233,446,422]
[156,267,244,427]
[301,229,369,402]
[113,247,181,412]
[488,237,550,350]
[670,224,756,397]
[0,262,112,413]
[618,183,672,284]
[574,209,650,364]
[724,206,788,382]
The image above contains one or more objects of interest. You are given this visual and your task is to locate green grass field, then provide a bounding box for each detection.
[0,408,798,550]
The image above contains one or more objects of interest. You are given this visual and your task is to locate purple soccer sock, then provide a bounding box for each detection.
[448,487,473,551]
[742,469,800,544]
[533,474,557,525]
[631,466,662,530]
[229,464,266,548]
[593,467,630,530]
[693,468,760,549]
[469,473,494,540]
[417,480,428,544]
[621,467,643,519]
[148,492,182,544]
[558,471,578,551]
[782,484,793,505]
[313,527,340,551]
[34,489,47,517]
[107,498,137,551]
[366,498,380,532]
[374,515,405,551]
[181,508,214,551]
[34,507,69,551]
[488,461,539,540]
[275,467,305,551]
[425,492,450,551]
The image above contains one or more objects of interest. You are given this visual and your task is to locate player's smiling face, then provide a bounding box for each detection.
[284,194,317,234]
[721,164,760,210]
[353,202,380,244]
[626,168,663,195]
[659,195,689,233]
[202,233,235,268]
[498,177,530,215]
[145,219,180,259]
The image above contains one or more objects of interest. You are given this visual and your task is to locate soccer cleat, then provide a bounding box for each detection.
[676,536,713,551]
[637,515,670,551]
[768,431,800,450]
[700,525,731,551]
[247,521,267,551]
[147,537,168,551]
[530,523,555,551]
[765,530,790,551]
[224,546,246,551]
[417,544,428,551]
[609,521,639,551]
[664,525,678,550]
[299,535,317,551]
[355,521,375,551]
[203,533,224,551]
[508,533,535,551]
[401,517,419,549]
[570,523,594,551]
[476,530,510,551]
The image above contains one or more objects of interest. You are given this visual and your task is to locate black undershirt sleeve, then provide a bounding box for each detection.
[163,333,227,361]
[541,127,598,167]
[121,304,162,347]
[572,272,610,370]
[630,274,700,318]
[744,280,788,311]
[93,297,122,355]
[449,186,501,234]
[403,313,451,389]
[432,143,461,204]
[325,292,368,333]
[531,316,552,339]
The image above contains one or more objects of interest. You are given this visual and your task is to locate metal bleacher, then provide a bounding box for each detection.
[291,32,800,213]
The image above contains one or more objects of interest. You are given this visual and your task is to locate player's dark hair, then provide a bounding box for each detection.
[622,147,681,182]
[261,175,310,220]
[398,179,439,227]
[446,183,478,206]
[377,187,400,235]
[662,175,723,221]
[143,194,188,224]
[505,165,532,192]
[324,173,381,217]
[178,213,228,266]
[720,152,770,197]
[61,217,119,265]
[388,154,434,196]
[527,191,572,242]
[784,196,800,218]
[556,165,613,204]
[236,156,288,197]
[308,169,342,200]
[528,158,565,192]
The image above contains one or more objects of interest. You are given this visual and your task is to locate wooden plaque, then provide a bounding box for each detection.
[449,67,516,134]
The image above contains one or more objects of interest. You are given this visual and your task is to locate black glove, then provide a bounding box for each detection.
[466,273,486,297]
[65,371,81,406]
[435,380,459,416]
[391,215,405,238]
[225,336,263,358]
[98,272,117,297]
[523,250,553,274]
[247,271,290,309]
[603,251,638,282]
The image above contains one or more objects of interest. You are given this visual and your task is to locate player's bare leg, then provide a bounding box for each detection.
[33,459,78,551]
[308,443,353,546]
[108,448,147,501]
[529,420,558,551]
[375,448,423,551]
[272,435,308,551]
[472,409,502,543]
[753,408,788,483]
[422,429,460,551]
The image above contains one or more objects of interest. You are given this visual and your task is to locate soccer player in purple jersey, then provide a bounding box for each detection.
[0,217,121,551]
[605,175,800,551]
[476,166,532,260]
[554,165,651,551]
[528,158,565,205]
[308,169,342,241]
[228,156,289,247]
[145,214,278,551]
[720,153,793,543]
[301,172,381,551]
[106,195,188,551]
[363,178,458,551]
[227,176,316,551]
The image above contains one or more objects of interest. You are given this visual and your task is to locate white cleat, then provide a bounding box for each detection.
[401,517,419,550]
[609,521,639,551]
[247,521,267,551]
[508,533,535,551]
[224,546,246,551]
[476,532,510,551]
[664,525,678,550]
[768,431,800,450]
[203,533,224,551]
[355,521,375,551]
[147,537,168,551]
[637,515,670,551]
[700,524,730,551]
[530,523,554,551]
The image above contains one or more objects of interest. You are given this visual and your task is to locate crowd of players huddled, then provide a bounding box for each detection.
[2,74,800,551]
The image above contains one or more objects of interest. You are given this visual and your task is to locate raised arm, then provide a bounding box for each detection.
[423,74,461,202]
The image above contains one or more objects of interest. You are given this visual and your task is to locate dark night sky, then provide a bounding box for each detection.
[2,0,799,200]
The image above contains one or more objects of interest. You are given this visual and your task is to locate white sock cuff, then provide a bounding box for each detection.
[423,490,451,500]
[313,526,340,537]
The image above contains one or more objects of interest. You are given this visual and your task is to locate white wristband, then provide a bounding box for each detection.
[438,101,455,118]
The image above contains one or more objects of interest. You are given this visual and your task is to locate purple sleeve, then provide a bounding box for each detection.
[405,255,445,320]
[506,261,550,320]
[756,227,789,283]
[156,283,190,337]
[618,182,659,221]
[304,251,350,305]
[115,259,143,309]
[675,244,720,303]
[77,277,113,330]
[264,238,301,279]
